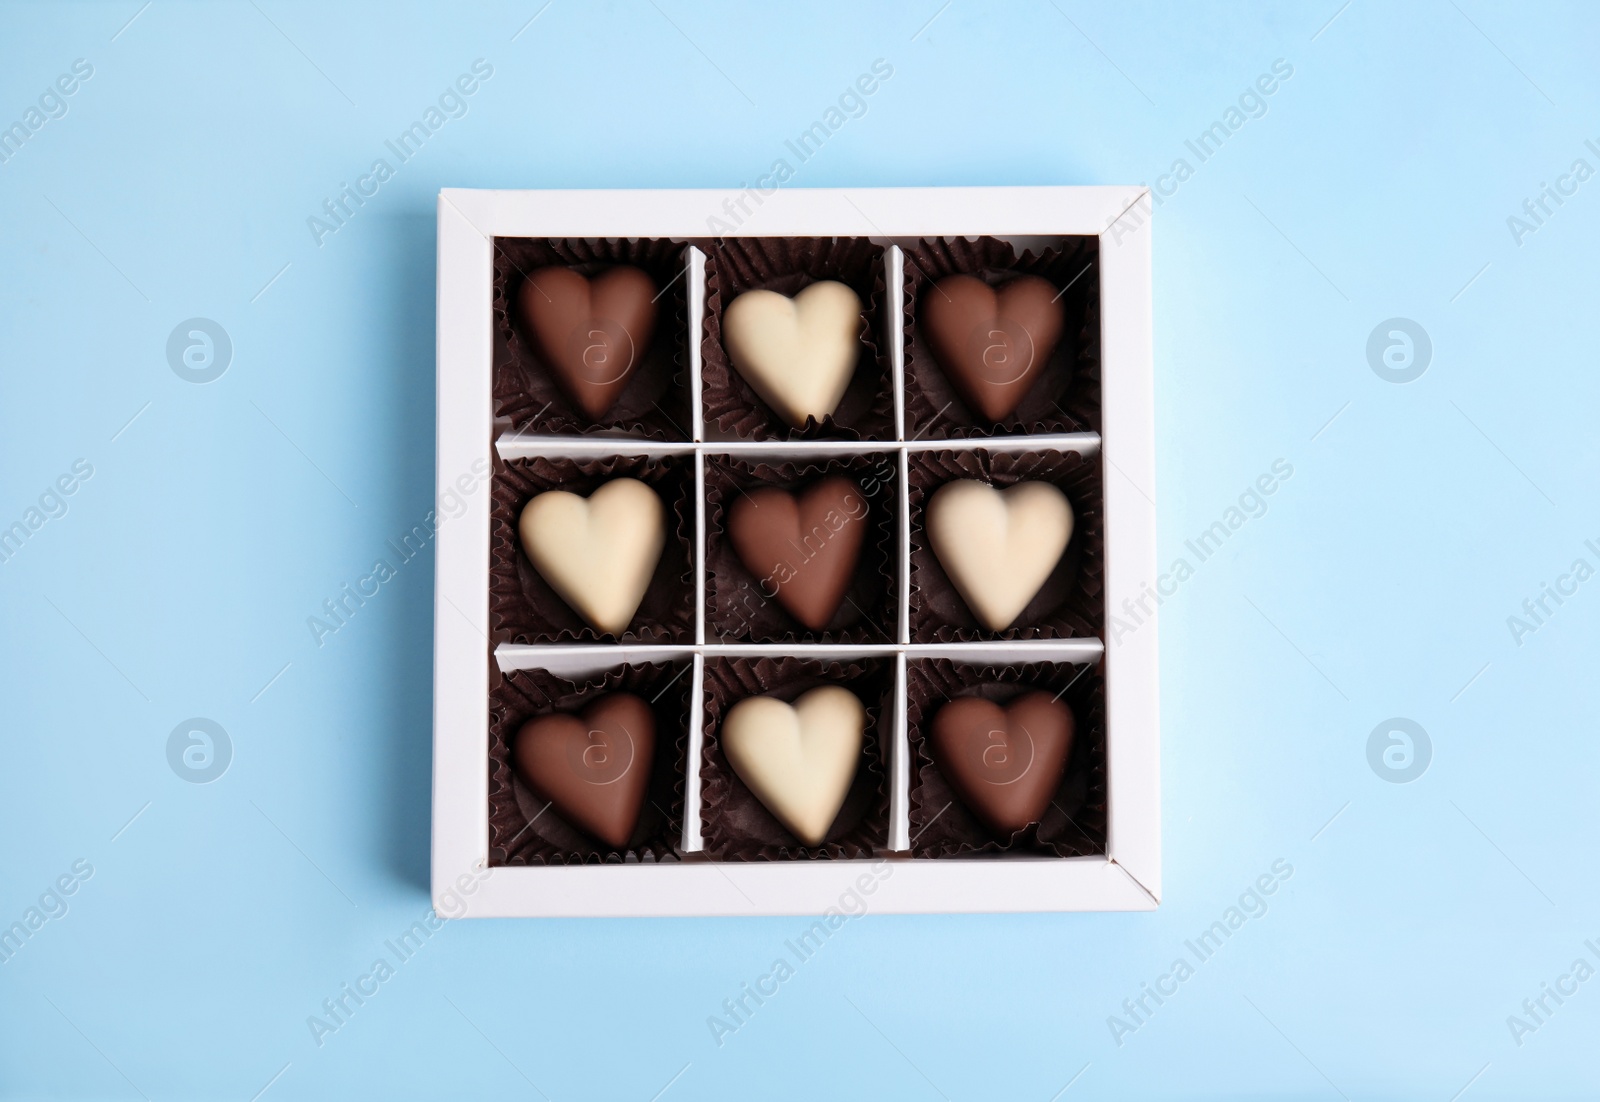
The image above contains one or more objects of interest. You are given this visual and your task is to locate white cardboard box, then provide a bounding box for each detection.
[432,186,1158,916]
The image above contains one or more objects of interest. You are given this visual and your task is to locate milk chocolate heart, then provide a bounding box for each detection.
[922,274,1065,422]
[518,478,666,636]
[726,476,868,631]
[722,280,862,428]
[518,265,658,421]
[926,479,1073,631]
[513,693,656,848]
[930,692,1074,836]
[722,685,864,846]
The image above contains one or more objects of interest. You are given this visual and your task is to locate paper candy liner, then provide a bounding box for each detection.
[905,658,1106,859]
[490,453,695,645]
[701,237,895,441]
[902,235,1100,439]
[488,661,689,865]
[699,656,892,860]
[703,451,899,643]
[907,448,1103,643]
[493,237,692,440]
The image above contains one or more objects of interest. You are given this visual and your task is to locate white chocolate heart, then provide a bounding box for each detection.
[722,685,865,846]
[926,479,1073,631]
[517,478,666,635]
[722,280,862,428]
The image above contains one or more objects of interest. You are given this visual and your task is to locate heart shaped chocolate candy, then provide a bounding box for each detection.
[925,479,1072,632]
[518,478,666,636]
[922,274,1065,422]
[727,476,868,631]
[518,265,657,421]
[513,692,656,848]
[722,280,862,428]
[722,685,865,846]
[930,691,1074,836]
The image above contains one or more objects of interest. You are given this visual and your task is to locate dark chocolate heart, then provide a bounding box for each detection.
[518,265,658,422]
[726,476,868,632]
[930,691,1073,836]
[512,692,656,848]
[921,274,1065,423]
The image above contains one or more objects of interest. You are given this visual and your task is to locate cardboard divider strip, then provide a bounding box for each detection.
[688,245,706,441]
[681,653,706,853]
[890,652,910,852]
[887,244,906,440]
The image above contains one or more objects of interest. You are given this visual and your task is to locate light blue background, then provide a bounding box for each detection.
[3,1,1597,1098]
